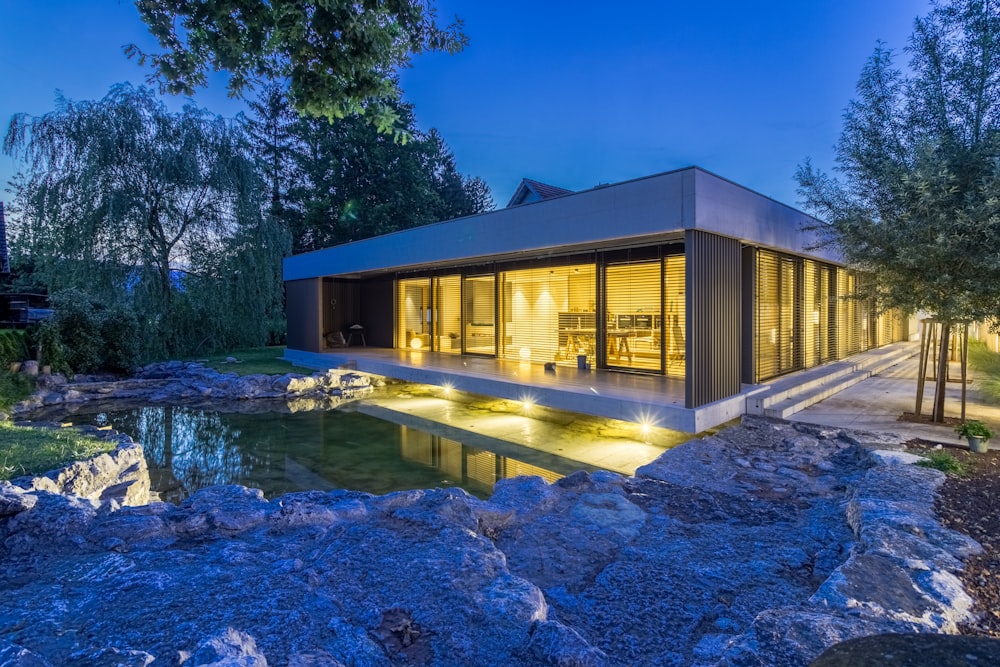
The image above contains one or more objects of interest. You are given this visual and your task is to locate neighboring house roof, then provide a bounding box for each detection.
[506,178,574,208]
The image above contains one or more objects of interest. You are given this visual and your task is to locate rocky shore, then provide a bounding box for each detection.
[13,361,377,419]
[0,416,981,666]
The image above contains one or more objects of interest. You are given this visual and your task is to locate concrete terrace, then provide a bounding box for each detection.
[284,347,753,433]
[284,343,921,434]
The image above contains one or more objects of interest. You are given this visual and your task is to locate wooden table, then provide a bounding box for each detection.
[607,329,634,362]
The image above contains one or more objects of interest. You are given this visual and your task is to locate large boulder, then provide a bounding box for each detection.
[0,417,983,665]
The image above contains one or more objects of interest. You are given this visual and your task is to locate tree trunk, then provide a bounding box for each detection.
[932,322,951,423]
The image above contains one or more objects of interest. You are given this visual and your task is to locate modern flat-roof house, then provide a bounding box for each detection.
[283,167,908,431]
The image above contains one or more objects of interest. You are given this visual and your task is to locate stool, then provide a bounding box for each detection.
[347,325,366,347]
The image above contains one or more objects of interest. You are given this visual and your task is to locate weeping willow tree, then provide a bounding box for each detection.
[3,84,289,359]
[796,0,1000,422]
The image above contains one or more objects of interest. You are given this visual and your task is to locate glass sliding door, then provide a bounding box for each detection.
[500,264,596,365]
[605,260,662,371]
[756,250,801,381]
[463,274,496,355]
[663,255,686,378]
[397,278,431,350]
[433,275,462,354]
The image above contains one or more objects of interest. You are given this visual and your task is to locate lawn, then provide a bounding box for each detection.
[969,341,1000,404]
[188,346,314,376]
[0,422,115,481]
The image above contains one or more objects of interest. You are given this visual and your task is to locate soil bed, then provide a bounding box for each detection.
[910,439,1000,637]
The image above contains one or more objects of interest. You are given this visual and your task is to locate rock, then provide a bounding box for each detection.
[20,360,38,377]
[187,628,267,666]
[0,644,52,666]
[14,439,150,507]
[13,363,377,418]
[809,633,1000,667]
[0,418,984,666]
[0,483,37,516]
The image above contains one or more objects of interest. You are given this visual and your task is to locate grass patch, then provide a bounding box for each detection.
[0,371,34,411]
[917,450,968,477]
[186,346,313,376]
[0,422,116,481]
[969,341,1000,404]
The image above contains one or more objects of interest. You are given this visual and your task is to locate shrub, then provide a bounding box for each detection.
[31,289,141,376]
[29,320,71,376]
[917,450,968,476]
[0,330,28,368]
[99,305,141,374]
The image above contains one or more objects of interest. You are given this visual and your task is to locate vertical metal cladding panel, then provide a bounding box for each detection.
[685,230,742,408]
[285,278,323,353]
[322,279,361,344]
[360,276,395,348]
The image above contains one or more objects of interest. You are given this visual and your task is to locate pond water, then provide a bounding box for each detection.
[71,405,562,502]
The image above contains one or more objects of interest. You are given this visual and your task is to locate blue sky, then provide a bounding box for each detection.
[0,1,930,210]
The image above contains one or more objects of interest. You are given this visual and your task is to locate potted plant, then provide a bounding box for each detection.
[955,420,994,454]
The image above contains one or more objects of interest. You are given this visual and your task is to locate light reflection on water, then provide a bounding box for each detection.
[73,405,562,502]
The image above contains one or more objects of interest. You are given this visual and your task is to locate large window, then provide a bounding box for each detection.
[755,250,903,382]
[397,278,431,350]
[499,264,596,365]
[605,260,663,372]
[433,275,462,354]
[463,274,496,355]
[398,275,463,353]
[756,251,800,380]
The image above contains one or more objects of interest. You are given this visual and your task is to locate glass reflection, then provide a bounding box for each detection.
[75,406,561,501]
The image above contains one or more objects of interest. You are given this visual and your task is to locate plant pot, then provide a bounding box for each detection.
[967,435,990,454]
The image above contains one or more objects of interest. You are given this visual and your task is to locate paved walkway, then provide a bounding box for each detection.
[792,355,1000,449]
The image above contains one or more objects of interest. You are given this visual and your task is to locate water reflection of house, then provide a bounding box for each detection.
[399,426,560,493]
[283,167,910,430]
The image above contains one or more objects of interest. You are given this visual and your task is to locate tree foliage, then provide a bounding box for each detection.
[126,0,467,131]
[796,0,1000,327]
[3,84,290,360]
[245,85,494,254]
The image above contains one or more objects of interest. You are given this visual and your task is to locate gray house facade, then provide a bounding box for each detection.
[283,167,906,422]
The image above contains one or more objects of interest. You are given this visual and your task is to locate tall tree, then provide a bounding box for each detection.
[3,84,289,358]
[796,0,1000,420]
[245,89,493,254]
[244,84,298,220]
[126,0,467,131]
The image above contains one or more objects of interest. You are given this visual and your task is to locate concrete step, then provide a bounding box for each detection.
[862,347,917,376]
[751,362,859,411]
[747,342,919,418]
[762,369,873,419]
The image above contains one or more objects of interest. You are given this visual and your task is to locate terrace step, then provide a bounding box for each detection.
[761,369,873,420]
[747,342,918,419]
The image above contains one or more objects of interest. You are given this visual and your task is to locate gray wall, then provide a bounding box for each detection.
[283,166,837,283]
[286,278,322,353]
[284,169,695,280]
[323,279,361,340]
[692,170,838,262]
[360,277,395,348]
[685,230,743,408]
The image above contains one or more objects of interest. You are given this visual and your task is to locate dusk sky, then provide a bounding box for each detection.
[1,1,931,211]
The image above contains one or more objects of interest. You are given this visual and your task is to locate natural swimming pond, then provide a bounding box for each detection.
[69,405,563,502]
